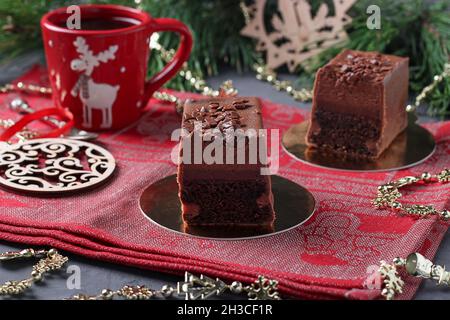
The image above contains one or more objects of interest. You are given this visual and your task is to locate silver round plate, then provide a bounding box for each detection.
[139,174,316,240]
[282,120,436,172]
[0,138,116,194]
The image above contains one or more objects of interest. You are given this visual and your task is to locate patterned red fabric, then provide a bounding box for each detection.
[0,66,449,299]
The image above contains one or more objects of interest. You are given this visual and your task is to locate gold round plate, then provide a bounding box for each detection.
[282,120,436,172]
[139,175,316,240]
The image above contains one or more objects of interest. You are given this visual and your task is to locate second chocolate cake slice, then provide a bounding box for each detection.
[306,49,409,158]
[177,97,275,227]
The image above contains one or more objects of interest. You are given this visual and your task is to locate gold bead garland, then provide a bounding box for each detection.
[373,169,450,220]
[150,33,224,96]
[0,247,280,300]
[406,63,450,113]
[254,63,313,102]
[0,82,52,95]
[3,245,450,300]
[149,33,238,113]
[68,273,280,300]
[0,249,68,296]
[374,171,450,297]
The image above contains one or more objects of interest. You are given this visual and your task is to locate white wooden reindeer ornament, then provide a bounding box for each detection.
[71,37,120,129]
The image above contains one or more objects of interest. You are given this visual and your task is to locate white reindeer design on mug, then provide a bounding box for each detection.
[70,37,120,129]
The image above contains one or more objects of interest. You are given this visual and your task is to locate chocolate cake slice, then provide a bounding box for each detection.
[306,49,409,158]
[177,97,275,227]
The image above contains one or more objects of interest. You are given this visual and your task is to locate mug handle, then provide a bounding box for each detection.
[143,18,193,105]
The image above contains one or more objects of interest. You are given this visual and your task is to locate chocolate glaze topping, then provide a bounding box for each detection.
[326,52,395,85]
[182,99,252,133]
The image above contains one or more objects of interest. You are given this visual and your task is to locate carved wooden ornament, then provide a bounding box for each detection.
[0,138,115,194]
[241,0,356,72]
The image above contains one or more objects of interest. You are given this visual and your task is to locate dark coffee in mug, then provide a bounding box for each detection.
[57,17,141,30]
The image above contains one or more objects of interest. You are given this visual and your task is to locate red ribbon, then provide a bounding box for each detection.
[0,108,74,142]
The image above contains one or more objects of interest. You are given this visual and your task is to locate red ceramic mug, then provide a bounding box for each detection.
[41,4,192,131]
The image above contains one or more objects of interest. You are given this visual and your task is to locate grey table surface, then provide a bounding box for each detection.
[0,58,449,300]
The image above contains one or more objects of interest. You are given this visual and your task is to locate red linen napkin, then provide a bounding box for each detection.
[0,65,449,299]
